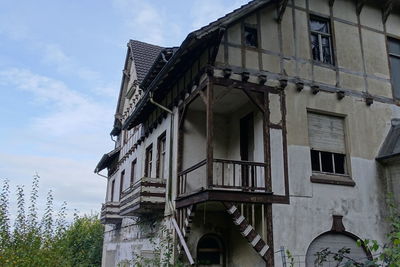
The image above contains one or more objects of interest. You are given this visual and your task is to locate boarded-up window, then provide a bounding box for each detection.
[308,113,347,175]
[306,233,368,266]
[308,113,345,154]
[388,37,400,99]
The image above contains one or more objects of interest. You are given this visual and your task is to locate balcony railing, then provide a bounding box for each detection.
[177,158,267,196]
[119,177,166,216]
[100,202,122,225]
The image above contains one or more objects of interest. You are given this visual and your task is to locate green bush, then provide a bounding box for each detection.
[0,175,104,267]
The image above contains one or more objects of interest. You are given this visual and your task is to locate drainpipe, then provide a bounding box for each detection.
[149,92,174,207]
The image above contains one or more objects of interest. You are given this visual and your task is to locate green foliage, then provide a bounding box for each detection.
[121,220,183,267]
[286,249,295,267]
[0,175,104,267]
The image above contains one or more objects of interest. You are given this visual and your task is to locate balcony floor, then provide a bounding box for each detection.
[175,188,288,209]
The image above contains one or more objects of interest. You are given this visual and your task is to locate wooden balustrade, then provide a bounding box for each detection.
[177,158,267,196]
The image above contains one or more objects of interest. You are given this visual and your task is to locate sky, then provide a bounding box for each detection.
[0,0,250,219]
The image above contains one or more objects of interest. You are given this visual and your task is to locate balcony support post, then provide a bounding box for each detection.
[206,74,214,188]
[263,92,272,192]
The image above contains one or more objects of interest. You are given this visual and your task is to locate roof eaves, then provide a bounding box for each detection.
[123,0,275,130]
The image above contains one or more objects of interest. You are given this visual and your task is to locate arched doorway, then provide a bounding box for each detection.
[306,232,369,266]
[197,234,225,266]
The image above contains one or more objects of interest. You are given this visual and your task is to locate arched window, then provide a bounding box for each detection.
[306,232,369,266]
[197,234,224,266]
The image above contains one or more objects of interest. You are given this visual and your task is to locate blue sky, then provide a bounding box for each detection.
[0,0,249,218]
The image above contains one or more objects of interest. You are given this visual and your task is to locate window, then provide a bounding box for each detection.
[244,26,258,48]
[119,170,125,200]
[145,145,153,177]
[123,130,128,144]
[130,159,137,184]
[310,16,333,65]
[308,112,347,176]
[156,133,167,179]
[197,235,224,265]
[388,37,400,99]
[110,179,115,202]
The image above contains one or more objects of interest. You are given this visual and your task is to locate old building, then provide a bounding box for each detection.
[95,0,400,266]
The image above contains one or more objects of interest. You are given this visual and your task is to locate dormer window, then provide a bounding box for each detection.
[244,26,258,48]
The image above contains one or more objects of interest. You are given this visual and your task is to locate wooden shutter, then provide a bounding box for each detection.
[308,113,345,154]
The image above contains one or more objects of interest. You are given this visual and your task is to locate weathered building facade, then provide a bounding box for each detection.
[95,0,400,266]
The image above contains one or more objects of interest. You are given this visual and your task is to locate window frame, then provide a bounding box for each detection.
[145,144,153,177]
[309,15,335,66]
[156,132,167,179]
[243,23,259,48]
[130,159,137,184]
[197,234,225,266]
[307,110,354,186]
[110,179,115,202]
[119,170,125,200]
[388,36,400,100]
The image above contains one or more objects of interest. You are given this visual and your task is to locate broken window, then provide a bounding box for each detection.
[145,144,153,177]
[244,26,258,48]
[197,235,224,265]
[388,37,400,99]
[308,112,347,176]
[310,16,333,65]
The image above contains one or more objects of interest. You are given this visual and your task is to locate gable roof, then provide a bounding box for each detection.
[128,40,164,84]
[123,0,275,130]
[377,119,400,162]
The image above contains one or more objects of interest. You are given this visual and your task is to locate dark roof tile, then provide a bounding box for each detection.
[129,40,164,84]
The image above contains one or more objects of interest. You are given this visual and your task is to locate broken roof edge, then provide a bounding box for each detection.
[376,119,400,162]
[94,147,121,174]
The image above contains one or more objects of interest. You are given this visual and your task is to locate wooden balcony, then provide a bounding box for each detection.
[100,202,122,225]
[176,158,275,208]
[119,177,166,216]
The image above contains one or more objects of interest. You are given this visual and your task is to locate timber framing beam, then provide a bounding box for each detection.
[175,189,289,209]
[383,0,394,24]
[329,0,335,7]
[356,0,366,15]
[277,0,289,23]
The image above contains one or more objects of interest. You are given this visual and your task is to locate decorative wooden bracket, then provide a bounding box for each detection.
[277,0,289,23]
[242,88,265,113]
[382,0,394,24]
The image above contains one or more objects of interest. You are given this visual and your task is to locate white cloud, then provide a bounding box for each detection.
[190,0,250,30]
[112,0,184,46]
[0,68,113,138]
[0,68,113,217]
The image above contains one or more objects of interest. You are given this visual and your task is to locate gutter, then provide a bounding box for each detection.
[149,93,175,204]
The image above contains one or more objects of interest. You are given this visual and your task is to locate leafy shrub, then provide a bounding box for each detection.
[0,175,104,267]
